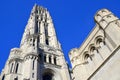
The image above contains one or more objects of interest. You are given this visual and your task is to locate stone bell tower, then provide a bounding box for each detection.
[0,4,71,80]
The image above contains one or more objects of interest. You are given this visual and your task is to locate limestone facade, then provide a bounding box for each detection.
[1,4,120,80]
[69,9,120,80]
[0,4,71,80]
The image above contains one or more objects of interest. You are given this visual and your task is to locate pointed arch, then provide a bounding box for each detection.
[42,68,62,80]
[94,35,104,48]
[88,44,96,53]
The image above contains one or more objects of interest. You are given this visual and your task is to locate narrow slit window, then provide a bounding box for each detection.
[15,63,19,73]
[46,39,49,45]
[49,56,51,64]
[54,57,57,65]
[33,60,35,70]
[33,39,35,46]
[45,27,49,45]
[36,21,38,33]
[32,73,34,78]
[44,55,46,62]
[39,54,42,61]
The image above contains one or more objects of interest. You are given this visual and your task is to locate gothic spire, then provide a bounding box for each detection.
[20,5,60,50]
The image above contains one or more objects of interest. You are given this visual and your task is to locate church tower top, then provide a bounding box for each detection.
[20,4,61,53]
[0,4,71,80]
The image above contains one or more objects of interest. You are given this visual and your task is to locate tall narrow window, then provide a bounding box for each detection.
[54,57,57,65]
[35,21,38,33]
[39,54,42,61]
[46,39,49,45]
[33,39,35,46]
[38,22,41,33]
[84,54,92,62]
[33,60,35,70]
[10,63,13,73]
[15,63,19,73]
[44,55,46,62]
[49,56,51,64]
[45,27,49,45]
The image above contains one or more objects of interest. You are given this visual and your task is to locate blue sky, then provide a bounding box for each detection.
[0,0,120,73]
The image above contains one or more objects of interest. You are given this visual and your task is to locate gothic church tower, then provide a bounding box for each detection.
[0,4,71,80]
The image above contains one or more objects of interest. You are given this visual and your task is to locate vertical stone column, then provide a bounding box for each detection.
[47,23,58,48]
[93,50,103,68]
[22,56,32,79]
[29,15,36,35]
[98,42,111,60]
[39,22,46,44]
[51,55,54,64]
[12,61,16,73]
[34,56,40,80]
[45,11,58,48]
[105,38,113,51]
[46,54,49,63]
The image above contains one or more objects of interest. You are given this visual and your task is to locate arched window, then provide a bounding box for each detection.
[85,54,89,60]
[84,54,92,61]
[96,38,104,47]
[43,73,53,80]
[43,74,52,80]
[90,46,95,53]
